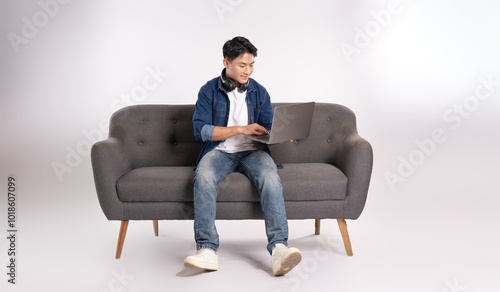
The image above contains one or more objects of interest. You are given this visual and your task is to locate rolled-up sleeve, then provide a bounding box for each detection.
[193,86,214,142]
[200,124,215,142]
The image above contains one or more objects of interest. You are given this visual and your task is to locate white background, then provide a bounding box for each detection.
[1,0,499,291]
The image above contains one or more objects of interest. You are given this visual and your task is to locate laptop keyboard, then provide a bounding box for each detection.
[252,134,270,143]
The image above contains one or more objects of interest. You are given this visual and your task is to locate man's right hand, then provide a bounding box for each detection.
[238,123,269,136]
[211,124,269,141]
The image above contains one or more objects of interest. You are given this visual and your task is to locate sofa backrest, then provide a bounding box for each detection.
[269,103,357,165]
[108,103,358,168]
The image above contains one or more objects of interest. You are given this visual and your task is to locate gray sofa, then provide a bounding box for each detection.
[91,103,373,259]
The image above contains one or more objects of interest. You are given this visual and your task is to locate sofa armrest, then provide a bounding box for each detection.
[335,133,373,219]
[91,138,132,220]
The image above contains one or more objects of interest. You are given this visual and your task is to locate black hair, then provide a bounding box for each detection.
[222,36,258,62]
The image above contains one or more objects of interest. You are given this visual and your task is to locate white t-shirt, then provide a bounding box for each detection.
[215,88,257,153]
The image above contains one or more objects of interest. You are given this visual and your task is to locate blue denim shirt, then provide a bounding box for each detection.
[193,75,273,165]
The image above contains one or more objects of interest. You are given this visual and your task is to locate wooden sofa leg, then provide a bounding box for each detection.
[115,220,129,259]
[315,219,321,235]
[153,220,159,236]
[337,219,353,256]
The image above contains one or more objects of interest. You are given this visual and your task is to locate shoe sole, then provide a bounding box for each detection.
[184,258,219,271]
[273,248,302,276]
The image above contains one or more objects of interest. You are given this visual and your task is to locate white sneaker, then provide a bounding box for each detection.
[184,248,219,271]
[271,244,302,276]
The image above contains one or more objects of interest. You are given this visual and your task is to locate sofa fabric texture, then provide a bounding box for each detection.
[91,103,373,222]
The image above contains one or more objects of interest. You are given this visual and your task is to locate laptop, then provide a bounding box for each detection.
[245,102,315,144]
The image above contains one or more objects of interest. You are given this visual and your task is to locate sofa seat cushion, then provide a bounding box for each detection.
[278,163,347,200]
[116,163,347,203]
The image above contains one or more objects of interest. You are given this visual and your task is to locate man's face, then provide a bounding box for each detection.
[223,53,254,87]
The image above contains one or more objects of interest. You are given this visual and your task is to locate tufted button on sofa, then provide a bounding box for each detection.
[91,103,373,258]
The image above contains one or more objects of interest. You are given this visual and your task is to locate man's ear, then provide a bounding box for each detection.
[223,58,230,69]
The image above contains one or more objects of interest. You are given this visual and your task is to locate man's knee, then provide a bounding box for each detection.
[194,167,218,187]
[254,167,281,191]
[194,150,224,185]
[251,151,277,170]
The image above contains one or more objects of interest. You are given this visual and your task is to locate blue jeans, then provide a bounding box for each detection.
[193,149,289,254]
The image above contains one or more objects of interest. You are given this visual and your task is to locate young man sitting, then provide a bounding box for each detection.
[186,36,302,276]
